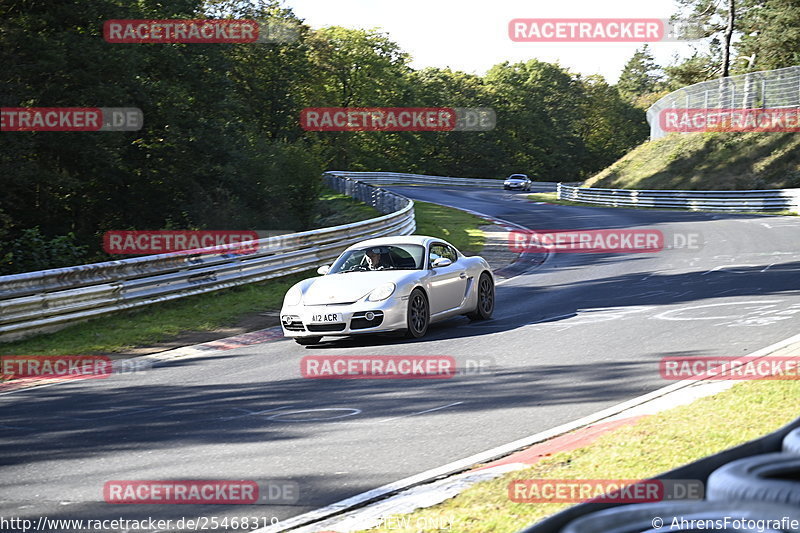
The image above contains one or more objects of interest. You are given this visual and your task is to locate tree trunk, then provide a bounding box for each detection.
[722,0,736,77]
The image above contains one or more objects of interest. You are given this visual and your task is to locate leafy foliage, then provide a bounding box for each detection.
[1,1,650,274]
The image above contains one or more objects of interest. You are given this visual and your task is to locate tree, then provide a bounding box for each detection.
[672,0,744,77]
[305,26,412,170]
[736,0,800,71]
[663,52,720,89]
[484,60,587,180]
[616,45,663,100]
[579,76,649,174]
[402,67,496,177]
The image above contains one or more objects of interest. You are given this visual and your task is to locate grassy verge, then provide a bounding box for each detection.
[354,379,800,533]
[314,188,380,227]
[527,192,796,216]
[584,132,800,191]
[0,200,486,356]
[528,192,592,208]
[413,201,485,254]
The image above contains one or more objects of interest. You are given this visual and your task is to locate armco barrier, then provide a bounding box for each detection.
[558,183,800,212]
[0,173,414,342]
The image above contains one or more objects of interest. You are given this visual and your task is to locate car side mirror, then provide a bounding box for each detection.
[317,265,330,275]
[432,257,452,268]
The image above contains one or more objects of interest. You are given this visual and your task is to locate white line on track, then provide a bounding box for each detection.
[374,402,463,424]
[267,408,362,423]
[219,406,297,421]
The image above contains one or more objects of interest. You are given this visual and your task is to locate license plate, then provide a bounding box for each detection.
[308,313,341,323]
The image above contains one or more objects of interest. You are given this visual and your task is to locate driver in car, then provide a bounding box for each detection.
[365,248,386,270]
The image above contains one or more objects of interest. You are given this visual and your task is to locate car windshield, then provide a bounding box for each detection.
[328,244,426,273]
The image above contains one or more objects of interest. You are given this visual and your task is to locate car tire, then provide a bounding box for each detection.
[560,501,800,533]
[295,336,322,346]
[706,452,800,506]
[467,272,494,320]
[405,288,429,338]
[783,427,800,454]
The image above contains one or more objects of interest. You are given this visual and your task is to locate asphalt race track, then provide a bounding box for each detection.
[2,187,800,530]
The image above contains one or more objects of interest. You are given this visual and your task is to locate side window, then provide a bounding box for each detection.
[428,244,446,266]
[429,243,456,266]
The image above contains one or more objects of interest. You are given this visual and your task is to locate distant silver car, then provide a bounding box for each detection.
[503,174,532,191]
[280,235,495,345]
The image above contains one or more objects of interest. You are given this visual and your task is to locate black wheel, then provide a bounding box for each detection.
[561,501,800,533]
[295,336,322,345]
[467,272,494,320]
[707,452,800,506]
[405,288,429,338]
[784,427,800,454]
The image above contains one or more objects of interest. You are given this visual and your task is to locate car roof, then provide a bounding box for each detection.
[508,174,528,179]
[344,235,447,251]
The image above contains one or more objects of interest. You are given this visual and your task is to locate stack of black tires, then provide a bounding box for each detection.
[520,418,800,532]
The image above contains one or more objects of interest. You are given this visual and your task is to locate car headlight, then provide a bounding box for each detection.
[284,285,303,306]
[367,282,395,302]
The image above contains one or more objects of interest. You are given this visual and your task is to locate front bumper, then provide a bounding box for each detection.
[280,296,409,338]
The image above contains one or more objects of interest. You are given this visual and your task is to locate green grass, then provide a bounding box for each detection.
[0,200,486,356]
[314,188,380,227]
[413,201,485,254]
[527,192,590,208]
[584,132,800,191]
[355,379,800,533]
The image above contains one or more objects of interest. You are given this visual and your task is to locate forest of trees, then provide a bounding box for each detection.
[1,0,798,274]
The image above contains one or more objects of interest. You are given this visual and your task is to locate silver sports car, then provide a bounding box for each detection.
[280,235,495,345]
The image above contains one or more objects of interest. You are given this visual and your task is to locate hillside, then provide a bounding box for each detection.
[583,132,800,190]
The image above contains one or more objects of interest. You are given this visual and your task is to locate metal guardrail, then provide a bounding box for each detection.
[646,65,800,140]
[558,183,800,212]
[328,171,567,190]
[0,173,415,342]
